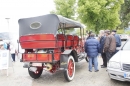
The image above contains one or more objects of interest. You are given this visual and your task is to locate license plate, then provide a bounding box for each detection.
[32,63,42,66]
[124,72,130,78]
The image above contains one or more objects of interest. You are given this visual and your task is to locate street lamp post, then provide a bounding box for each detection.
[5,18,10,39]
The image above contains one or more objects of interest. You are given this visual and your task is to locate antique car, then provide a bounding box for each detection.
[18,14,86,81]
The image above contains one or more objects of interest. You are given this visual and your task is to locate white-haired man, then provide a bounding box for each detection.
[99,30,107,68]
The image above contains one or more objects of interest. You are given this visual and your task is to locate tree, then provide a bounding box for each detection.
[51,0,76,19]
[117,29,125,34]
[51,0,77,34]
[120,0,130,29]
[77,0,124,33]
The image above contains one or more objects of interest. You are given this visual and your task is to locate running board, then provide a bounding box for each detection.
[77,53,86,62]
[78,57,85,62]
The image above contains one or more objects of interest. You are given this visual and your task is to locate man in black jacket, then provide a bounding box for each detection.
[99,30,107,68]
[111,30,121,55]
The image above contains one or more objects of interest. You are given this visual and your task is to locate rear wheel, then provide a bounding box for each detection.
[28,67,43,79]
[64,55,75,82]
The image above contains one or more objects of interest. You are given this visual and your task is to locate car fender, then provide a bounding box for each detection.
[60,50,72,69]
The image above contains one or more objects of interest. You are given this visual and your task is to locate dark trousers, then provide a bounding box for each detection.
[101,53,107,67]
[105,52,113,62]
[112,50,119,57]
[11,54,15,62]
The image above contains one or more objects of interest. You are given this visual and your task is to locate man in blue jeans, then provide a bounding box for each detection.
[85,33,100,72]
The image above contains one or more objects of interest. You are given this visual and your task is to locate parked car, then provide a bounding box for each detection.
[120,34,129,41]
[107,39,130,82]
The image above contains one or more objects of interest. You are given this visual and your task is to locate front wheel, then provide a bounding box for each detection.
[64,55,75,82]
[28,67,43,79]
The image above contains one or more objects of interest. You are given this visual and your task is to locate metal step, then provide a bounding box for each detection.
[77,52,86,62]
[78,57,85,62]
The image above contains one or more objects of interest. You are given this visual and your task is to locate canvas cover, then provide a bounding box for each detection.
[18,14,83,36]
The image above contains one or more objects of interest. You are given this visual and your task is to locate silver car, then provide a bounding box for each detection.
[120,34,129,41]
[107,40,130,81]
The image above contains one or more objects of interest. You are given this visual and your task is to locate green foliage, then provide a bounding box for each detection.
[117,30,130,35]
[75,28,87,37]
[120,0,130,29]
[125,30,130,35]
[117,29,125,34]
[75,29,80,36]
[51,0,76,19]
[77,0,124,34]
[51,0,76,33]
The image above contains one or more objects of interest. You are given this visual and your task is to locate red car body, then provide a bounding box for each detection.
[18,14,86,81]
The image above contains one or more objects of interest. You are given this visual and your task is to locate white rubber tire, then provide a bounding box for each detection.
[64,55,75,81]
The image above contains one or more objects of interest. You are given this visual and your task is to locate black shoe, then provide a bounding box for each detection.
[101,66,107,68]
[100,65,104,66]
[95,70,99,72]
[89,70,92,72]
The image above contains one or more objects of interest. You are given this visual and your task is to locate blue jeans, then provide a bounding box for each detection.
[89,56,98,71]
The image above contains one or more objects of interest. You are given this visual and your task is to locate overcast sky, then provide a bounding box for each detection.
[0,0,55,33]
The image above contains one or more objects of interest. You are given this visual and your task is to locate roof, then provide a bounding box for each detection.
[18,14,84,36]
[57,15,84,28]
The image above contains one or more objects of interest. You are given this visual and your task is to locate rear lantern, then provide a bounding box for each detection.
[37,54,52,61]
[23,54,36,61]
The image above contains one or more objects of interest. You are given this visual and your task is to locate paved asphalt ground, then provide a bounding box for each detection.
[0,57,130,86]
[0,41,130,86]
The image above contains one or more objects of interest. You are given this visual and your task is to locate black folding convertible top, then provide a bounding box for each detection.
[18,14,84,36]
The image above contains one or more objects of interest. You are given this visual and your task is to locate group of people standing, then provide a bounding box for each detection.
[84,30,121,72]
